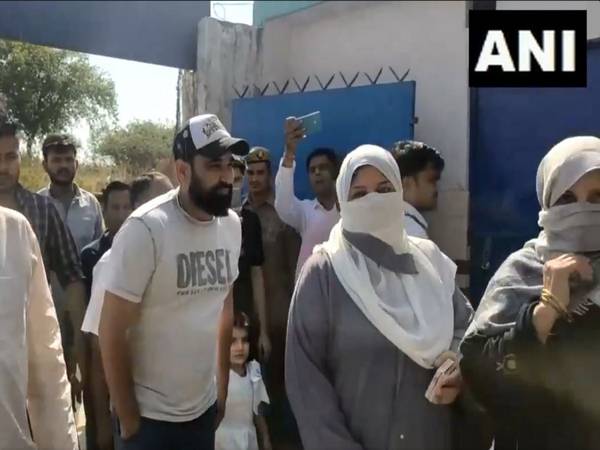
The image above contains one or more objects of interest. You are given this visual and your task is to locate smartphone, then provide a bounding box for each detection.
[297,111,322,136]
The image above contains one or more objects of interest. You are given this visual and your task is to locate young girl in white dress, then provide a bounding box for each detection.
[216,312,272,450]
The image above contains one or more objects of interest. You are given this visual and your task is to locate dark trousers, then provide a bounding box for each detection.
[114,403,217,450]
[262,329,303,450]
[84,386,98,450]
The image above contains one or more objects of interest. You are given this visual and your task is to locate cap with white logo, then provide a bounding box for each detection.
[173,114,249,160]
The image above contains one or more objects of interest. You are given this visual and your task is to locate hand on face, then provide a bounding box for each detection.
[543,253,594,310]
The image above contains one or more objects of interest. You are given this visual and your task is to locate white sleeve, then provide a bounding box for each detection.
[104,217,156,303]
[228,211,242,283]
[274,159,306,233]
[81,253,109,335]
[404,215,429,239]
[249,360,270,415]
[26,221,78,450]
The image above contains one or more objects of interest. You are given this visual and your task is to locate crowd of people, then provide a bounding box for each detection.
[1,105,600,450]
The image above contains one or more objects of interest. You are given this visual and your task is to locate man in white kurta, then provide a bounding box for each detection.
[0,206,78,450]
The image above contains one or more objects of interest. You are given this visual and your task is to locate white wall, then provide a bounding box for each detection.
[260,1,471,259]
[183,0,600,264]
[498,1,600,40]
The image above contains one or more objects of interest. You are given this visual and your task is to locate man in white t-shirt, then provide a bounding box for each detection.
[81,172,173,450]
[98,114,248,450]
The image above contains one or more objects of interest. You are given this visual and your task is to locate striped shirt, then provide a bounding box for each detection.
[14,184,84,287]
[38,184,104,252]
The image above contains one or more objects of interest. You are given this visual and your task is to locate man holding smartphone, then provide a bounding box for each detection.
[275,116,340,279]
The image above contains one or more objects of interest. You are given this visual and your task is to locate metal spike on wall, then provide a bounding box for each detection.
[339,71,360,88]
[233,85,250,98]
[293,76,311,93]
[252,82,271,97]
[315,74,336,90]
[233,67,410,98]
[364,67,384,85]
[273,80,290,95]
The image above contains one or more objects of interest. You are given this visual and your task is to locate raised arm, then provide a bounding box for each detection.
[274,117,307,232]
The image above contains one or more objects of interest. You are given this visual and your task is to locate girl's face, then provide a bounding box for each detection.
[348,165,395,201]
[230,326,250,366]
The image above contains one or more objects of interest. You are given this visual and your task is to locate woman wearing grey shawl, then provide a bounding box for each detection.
[285,145,475,450]
[460,136,600,450]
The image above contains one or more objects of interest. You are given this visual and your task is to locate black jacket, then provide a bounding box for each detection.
[461,299,600,450]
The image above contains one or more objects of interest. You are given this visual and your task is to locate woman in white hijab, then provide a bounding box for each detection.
[460,136,600,450]
[285,145,474,450]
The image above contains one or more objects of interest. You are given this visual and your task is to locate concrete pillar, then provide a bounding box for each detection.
[189,17,262,129]
[181,71,198,123]
[0,93,7,119]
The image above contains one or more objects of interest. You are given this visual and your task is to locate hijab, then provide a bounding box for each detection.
[467,136,600,337]
[317,145,457,369]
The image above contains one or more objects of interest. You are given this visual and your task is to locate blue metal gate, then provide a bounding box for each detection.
[231,81,416,200]
[469,42,600,304]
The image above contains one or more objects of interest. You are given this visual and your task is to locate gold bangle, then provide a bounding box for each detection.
[540,289,573,323]
[541,289,566,313]
[539,296,563,316]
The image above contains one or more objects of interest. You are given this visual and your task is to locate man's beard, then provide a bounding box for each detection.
[49,169,75,186]
[189,171,232,217]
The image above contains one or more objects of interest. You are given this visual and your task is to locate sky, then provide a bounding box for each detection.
[75,1,253,155]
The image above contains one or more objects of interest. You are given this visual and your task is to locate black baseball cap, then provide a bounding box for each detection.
[173,114,249,161]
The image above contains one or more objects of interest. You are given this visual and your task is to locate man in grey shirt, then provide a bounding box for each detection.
[38,133,104,251]
[38,133,103,410]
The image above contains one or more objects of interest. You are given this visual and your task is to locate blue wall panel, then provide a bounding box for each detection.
[469,44,600,303]
[0,1,210,69]
[231,82,415,200]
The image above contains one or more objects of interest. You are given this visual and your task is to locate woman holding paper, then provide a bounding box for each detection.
[285,145,474,450]
[460,136,600,450]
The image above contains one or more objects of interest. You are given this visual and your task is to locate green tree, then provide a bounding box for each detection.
[93,120,174,171]
[0,40,117,157]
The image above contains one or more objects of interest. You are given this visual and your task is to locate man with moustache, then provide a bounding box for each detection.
[38,134,104,407]
[39,134,104,251]
[99,114,247,449]
[391,140,445,239]
[81,173,173,450]
[0,125,86,410]
[231,157,270,364]
[244,147,301,449]
[0,110,78,450]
